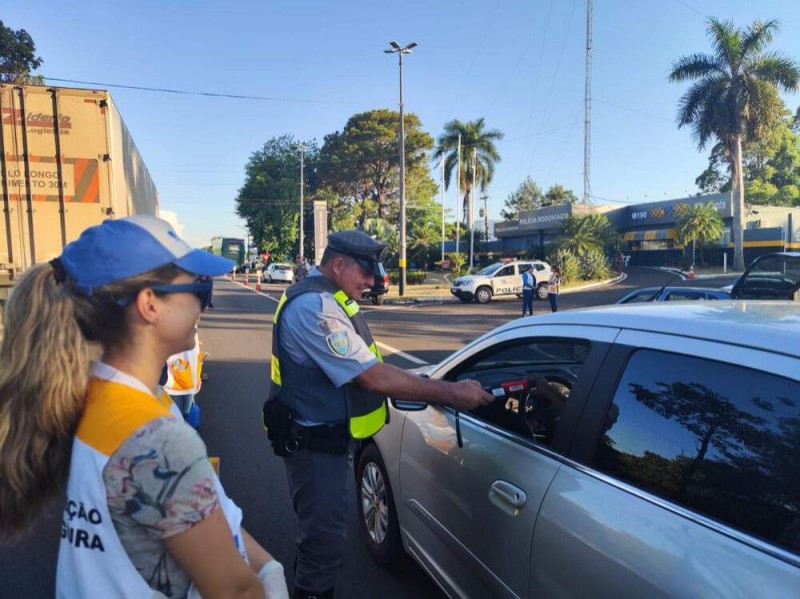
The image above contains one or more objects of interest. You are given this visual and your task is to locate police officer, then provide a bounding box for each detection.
[264,230,493,599]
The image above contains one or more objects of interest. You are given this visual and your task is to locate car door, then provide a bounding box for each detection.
[397,324,618,599]
[491,264,518,297]
[532,332,800,597]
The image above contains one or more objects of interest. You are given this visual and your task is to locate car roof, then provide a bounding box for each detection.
[492,301,800,358]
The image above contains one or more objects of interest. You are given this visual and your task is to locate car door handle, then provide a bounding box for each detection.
[490,480,527,508]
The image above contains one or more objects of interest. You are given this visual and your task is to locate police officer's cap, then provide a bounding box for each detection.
[327,230,386,273]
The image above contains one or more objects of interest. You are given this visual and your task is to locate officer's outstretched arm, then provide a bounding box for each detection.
[355,362,493,411]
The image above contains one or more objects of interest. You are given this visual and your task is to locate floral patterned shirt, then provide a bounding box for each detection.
[103,414,219,598]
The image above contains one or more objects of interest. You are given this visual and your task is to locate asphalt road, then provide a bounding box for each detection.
[0,267,738,598]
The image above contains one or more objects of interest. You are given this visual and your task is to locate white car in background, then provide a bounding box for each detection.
[262,262,295,284]
[451,260,551,304]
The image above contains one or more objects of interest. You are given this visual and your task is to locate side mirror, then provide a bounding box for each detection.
[390,399,429,411]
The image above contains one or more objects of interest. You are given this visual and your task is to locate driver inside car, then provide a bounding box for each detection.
[524,374,570,442]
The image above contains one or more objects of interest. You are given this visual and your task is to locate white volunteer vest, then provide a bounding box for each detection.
[56,365,245,598]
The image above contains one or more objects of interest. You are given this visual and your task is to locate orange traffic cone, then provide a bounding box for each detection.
[687,265,696,279]
[255,278,262,292]
[243,273,249,286]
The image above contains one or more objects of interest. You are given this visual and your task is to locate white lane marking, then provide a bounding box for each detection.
[376,341,429,365]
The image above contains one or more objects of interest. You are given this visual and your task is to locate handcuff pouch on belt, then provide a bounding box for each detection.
[263,400,350,456]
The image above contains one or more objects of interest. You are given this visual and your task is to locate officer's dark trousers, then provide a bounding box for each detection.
[522,289,534,316]
[283,448,352,594]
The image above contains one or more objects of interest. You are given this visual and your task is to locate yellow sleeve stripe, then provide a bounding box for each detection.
[76,378,173,456]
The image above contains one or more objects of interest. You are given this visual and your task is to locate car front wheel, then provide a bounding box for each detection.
[356,444,403,566]
[536,283,549,300]
[475,286,493,304]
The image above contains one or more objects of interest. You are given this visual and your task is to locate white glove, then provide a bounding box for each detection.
[257,559,289,599]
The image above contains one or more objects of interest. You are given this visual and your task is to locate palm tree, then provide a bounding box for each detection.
[432,118,504,226]
[675,202,725,266]
[670,17,800,271]
[556,214,617,257]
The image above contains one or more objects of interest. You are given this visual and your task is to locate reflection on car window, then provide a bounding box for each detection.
[593,349,800,556]
[453,340,589,446]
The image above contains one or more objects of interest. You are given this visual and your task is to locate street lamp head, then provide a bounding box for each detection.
[389,40,401,50]
[405,41,418,50]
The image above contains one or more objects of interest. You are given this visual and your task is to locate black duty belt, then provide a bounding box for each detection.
[287,423,350,455]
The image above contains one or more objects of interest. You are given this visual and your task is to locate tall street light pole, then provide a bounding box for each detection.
[296,144,306,259]
[384,40,416,296]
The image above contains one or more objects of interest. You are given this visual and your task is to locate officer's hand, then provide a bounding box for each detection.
[446,379,494,411]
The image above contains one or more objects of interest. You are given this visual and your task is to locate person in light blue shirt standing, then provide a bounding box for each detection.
[521,264,535,317]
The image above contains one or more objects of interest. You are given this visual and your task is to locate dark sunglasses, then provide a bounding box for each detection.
[117,279,214,310]
[150,279,214,310]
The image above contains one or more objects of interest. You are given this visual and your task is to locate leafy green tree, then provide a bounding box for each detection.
[543,184,578,207]
[501,177,543,219]
[317,109,434,227]
[433,118,504,225]
[0,21,43,83]
[695,143,731,194]
[670,17,800,270]
[675,202,725,265]
[362,217,398,266]
[235,135,318,259]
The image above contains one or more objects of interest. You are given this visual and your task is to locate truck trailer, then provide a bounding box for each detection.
[0,84,159,300]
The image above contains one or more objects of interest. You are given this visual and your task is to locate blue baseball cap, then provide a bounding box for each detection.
[60,215,234,295]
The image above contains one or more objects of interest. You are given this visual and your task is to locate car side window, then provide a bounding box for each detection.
[665,291,703,301]
[496,266,514,277]
[592,349,800,556]
[450,340,590,446]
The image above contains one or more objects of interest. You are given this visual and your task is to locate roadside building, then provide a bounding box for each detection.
[491,192,800,268]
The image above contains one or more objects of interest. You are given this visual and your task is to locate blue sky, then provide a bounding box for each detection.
[5,1,800,247]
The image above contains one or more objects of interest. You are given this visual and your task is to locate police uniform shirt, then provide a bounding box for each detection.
[280,269,378,389]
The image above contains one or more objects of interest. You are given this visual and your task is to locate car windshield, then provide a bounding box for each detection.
[275,265,292,271]
[477,263,506,276]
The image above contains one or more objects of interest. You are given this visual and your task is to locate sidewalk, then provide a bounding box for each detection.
[658,265,742,280]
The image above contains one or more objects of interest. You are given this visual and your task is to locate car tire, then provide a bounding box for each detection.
[475,286,493,304]
[372,295,384,306]
[356,444,403,567]
[536,283,549,300]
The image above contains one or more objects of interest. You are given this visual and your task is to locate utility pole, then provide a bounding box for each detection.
[469,147,477,269]
[384,40,417,296]
[481,192,489,242]
[440,154,445,262]
[583,0,593,204]
[297,144,306,258]
[455,133,461,255]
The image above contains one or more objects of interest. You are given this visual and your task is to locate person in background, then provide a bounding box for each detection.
[162,332,205,429]
[264,230,493,599]
[294,255,311,282]
[547,265,561,313]
[521,264,536,317]
[0,215,288,599]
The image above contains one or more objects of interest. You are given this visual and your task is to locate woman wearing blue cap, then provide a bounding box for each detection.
[0,216,288,598]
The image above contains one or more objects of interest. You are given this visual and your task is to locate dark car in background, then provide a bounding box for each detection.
[730,252,800,300]
[616,286,730,303]
[362,261,389,305]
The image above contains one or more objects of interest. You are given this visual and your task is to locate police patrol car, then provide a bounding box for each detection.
[450,260,551,304]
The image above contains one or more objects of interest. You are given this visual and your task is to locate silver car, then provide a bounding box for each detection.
[355,302,800,598]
